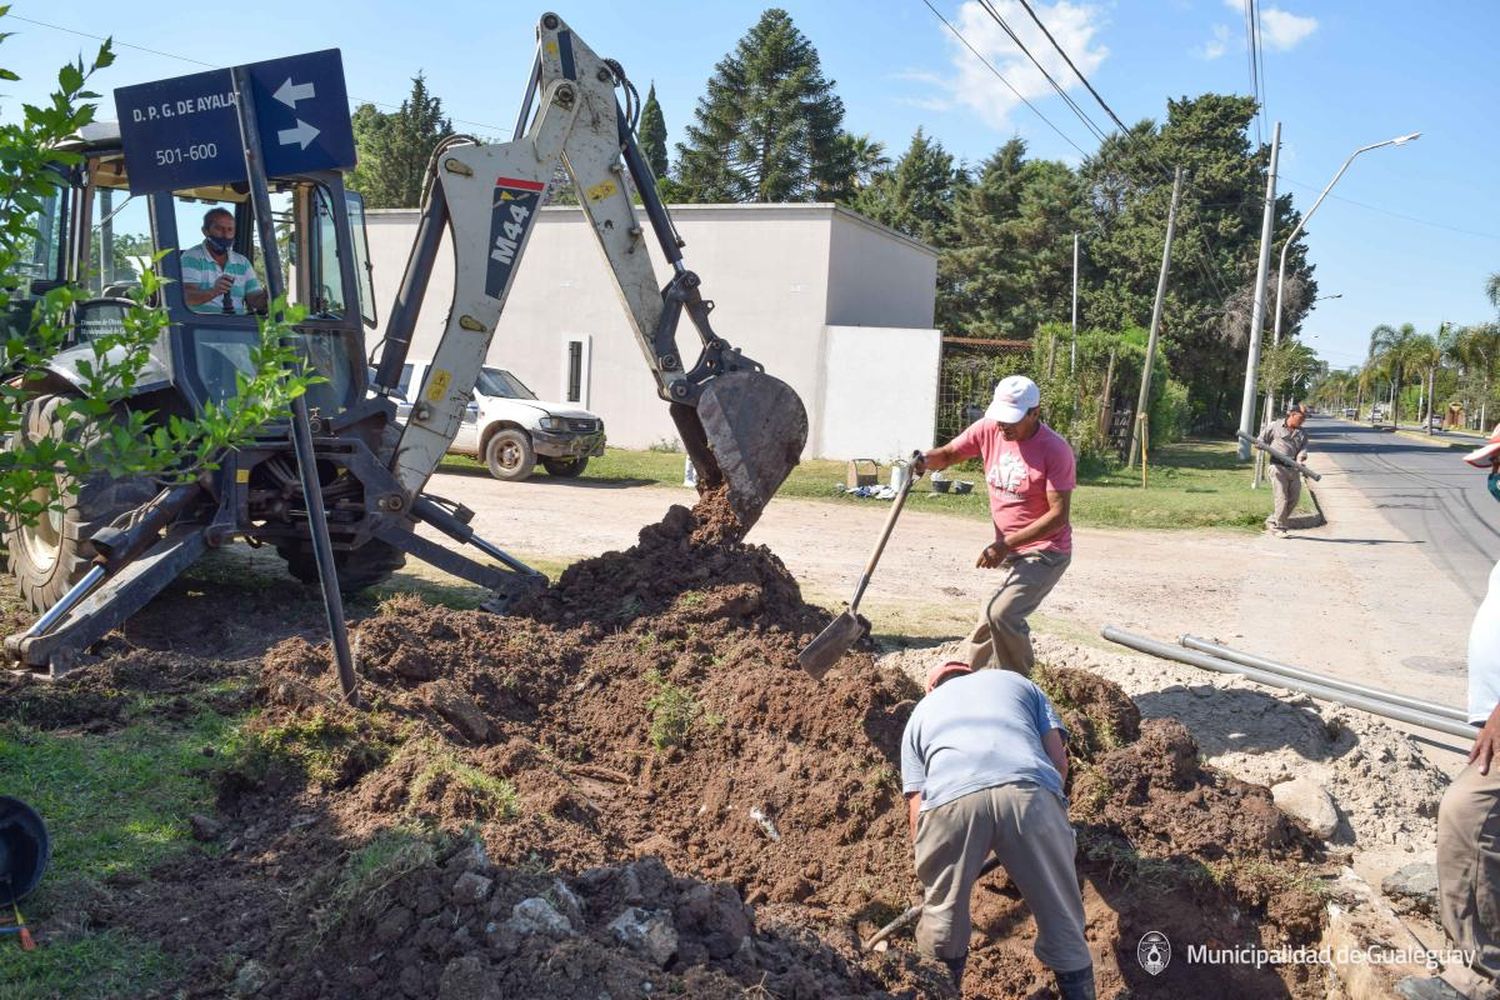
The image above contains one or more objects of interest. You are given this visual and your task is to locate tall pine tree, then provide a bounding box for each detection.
[854,128,961,245]
[676,9,847,202]
[638,83,669,178]
[348,74,452,208]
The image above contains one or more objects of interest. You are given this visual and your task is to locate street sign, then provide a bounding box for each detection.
[113,50,356,195]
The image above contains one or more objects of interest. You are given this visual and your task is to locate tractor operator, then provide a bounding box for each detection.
[914,374,1075,676]
[181,207,268,315]
[901,660,1094,998]
[1259,402,1310,535]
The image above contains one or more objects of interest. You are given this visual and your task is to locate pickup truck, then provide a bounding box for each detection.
[393,360,606,481]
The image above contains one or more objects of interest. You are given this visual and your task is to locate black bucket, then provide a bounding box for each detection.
[0,797,50,905]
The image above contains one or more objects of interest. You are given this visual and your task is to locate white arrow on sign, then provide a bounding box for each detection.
[274,78,316,109]
[278,119,321,150]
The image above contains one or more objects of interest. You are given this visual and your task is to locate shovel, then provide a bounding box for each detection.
[798,463,917,679]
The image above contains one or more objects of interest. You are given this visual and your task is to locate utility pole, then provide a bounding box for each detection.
[1237,121,1282,461]
[1128,167,1183,469]
[1070,233,1079,374]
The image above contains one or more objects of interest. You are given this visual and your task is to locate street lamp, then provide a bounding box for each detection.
[1270,132,1419,349]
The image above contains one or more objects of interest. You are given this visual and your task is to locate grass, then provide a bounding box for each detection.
[233,708,397,788]
[408,745,520,821]
[444,438,1303,532]
[0,710,240,998]
[310,827,441,939]
[644,670,710,751]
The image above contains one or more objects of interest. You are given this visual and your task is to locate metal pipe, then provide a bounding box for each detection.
[1101,627,1477,741]
[1178,635,1467,722]
[22,566,106,640]
[373,180,448,394]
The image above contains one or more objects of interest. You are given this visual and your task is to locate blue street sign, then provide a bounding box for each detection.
[113,50,356,195]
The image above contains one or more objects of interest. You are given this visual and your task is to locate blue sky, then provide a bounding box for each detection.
[3,1,1497,371]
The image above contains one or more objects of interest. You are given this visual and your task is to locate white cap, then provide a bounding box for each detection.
[985,375,1041,423]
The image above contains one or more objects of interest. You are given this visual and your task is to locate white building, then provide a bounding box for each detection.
[364,203,941,460]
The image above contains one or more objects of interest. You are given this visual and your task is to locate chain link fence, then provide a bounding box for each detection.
[935,337,1033,443]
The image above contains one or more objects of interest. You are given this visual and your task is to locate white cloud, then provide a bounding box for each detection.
[1196,24,1231,60]
[924,0,1110,133]
[1259,7,1318,50]
[1219,0,1318,51]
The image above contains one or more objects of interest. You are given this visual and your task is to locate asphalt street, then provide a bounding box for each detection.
[1307,417,1500,604]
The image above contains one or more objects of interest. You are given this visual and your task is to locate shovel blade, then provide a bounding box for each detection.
[674,371,808,533]
[797,611,865,679]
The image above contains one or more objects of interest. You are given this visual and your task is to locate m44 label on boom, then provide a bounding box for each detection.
[486,176,546,298]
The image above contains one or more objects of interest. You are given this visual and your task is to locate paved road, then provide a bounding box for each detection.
[1308,416,1500,604]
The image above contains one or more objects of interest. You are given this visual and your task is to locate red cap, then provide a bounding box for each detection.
[1463,424,1500,468]
[925,660,974,694]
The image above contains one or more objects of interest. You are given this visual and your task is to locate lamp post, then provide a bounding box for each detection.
[1270,133,1420,350]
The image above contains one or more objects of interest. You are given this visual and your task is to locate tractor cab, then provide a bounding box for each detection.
[22,121,379,422]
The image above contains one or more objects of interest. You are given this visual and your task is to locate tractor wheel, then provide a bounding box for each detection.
[3,393,156,612]
[540,456,589,478]
[275,538,407,594]
[485,429,535,482]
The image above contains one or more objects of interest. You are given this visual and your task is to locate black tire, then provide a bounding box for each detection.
[540,456,589,478]
[485,429,535,481]
[275,538,407,593]
[3,393,156,612]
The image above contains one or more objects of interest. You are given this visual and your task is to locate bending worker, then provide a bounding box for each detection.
[915,375,1075,675]
[1259,402,1309,534]
[901,660,1094,997]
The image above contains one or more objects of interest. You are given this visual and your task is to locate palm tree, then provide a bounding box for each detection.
[1487,272,1500,314]
[1458,323,1500,430]
[1407,332,1443,433]
[1368,322,1419,427]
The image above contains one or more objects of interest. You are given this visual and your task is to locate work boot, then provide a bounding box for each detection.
[941,953,967,988]
[1054,964,1096,1000]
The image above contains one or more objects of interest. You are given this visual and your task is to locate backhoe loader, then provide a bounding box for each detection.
[2,13,808,674]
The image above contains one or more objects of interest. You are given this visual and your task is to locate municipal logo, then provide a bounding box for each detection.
[1137,930,1171,976]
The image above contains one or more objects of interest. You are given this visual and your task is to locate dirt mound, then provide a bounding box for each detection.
[14,498,1330,999]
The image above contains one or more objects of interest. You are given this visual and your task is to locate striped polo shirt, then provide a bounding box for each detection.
[181,242,264,314]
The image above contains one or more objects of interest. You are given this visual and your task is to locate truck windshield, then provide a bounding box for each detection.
[476,367,537,400]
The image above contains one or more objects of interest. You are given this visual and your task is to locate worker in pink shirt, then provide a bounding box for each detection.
[915,375,1076,676]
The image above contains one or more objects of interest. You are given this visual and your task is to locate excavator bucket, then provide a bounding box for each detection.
[672,371,808,532]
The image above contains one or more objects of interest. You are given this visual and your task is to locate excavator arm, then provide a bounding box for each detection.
[375,12,807,530]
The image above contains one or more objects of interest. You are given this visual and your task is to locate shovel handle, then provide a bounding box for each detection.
[848,470,916,611]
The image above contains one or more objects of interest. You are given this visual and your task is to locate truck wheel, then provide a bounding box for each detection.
[275,538,407,593]
[3,393,156,612]
[540,456,589,478]
[485,429,535,481]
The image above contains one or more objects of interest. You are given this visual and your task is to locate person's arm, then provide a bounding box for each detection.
[906,791,922,839]
[244,272,267,312]
[1472,702,1500,775]
[900,717,927,839]
[184,272,233,307]
[1043,728,1069,786]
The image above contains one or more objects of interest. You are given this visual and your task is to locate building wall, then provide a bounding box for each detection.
[820,325,942,460]
[824,209,938,329]
[363,203,938,458]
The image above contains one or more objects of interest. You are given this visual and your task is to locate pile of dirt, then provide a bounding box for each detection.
[4,496,1332,999]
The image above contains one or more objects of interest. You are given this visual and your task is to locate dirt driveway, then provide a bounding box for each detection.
[417,442,1474,718]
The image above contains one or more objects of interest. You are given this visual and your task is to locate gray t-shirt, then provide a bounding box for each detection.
[901,670,1068,811]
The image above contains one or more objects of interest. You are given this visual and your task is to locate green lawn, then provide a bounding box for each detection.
[442,437,1295,531]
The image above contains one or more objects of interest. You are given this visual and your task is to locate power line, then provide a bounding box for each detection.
[5,13,510,137]
[1280,178,1500,241]
[1012,0,1127,133]
[973,0,1111,144]
[1253,0,1269,140]
[919,0,1091,157]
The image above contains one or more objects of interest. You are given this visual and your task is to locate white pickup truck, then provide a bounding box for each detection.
[393,359,606,481]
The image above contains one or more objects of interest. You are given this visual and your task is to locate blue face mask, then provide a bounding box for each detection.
[204,235,233,254]
[1488,471,1500,503]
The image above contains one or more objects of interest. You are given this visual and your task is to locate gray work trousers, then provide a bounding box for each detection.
[914,782,1093,974]
[1439,759,1500,984]
[1268,467,1301,529]
[956,550,1071,677]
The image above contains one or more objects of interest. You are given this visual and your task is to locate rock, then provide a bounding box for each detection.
[628,856,673,901]
[551,878,585,930]
[484,918,521,956]
[374,906,415,945]
[508,896,574,938]
[1272,776,1340,839]
[232,959,272,997]
[190,813,224,842]
[444,838,491,874]
[425,680,494,743]
[438,955,504,1000]
[608,907,679,967]
[674,883,751,959]
[450,871,494,906]
[1382,862,1440,917]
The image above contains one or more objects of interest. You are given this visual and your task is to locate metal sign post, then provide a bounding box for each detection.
[227,64,359,704]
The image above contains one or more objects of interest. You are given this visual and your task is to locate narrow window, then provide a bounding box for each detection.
[567,340,583,403]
